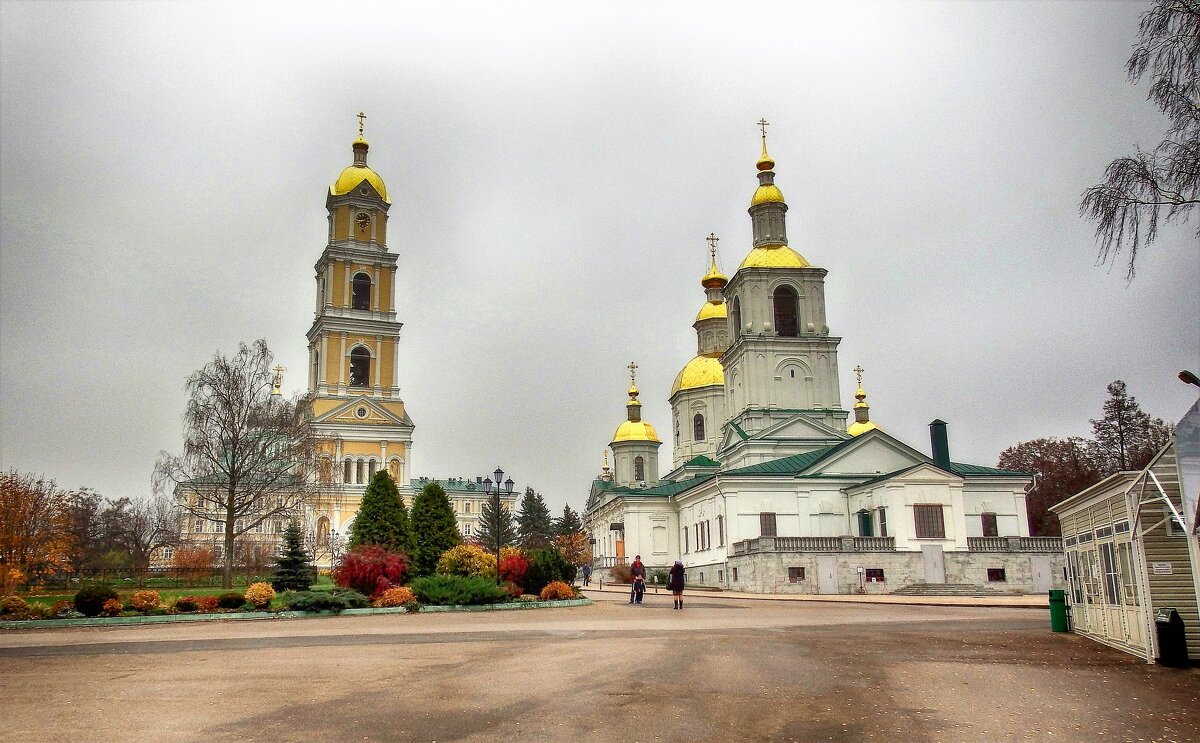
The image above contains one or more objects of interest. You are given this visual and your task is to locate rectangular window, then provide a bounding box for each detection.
[987,568,1006,582]
[732,567,738,582]
[695,523,701,550]
[215,521,225,533]
[254,521,264,533]
[462,523,472,536]
[1099,542,1121,605]
[163,547,174,560]
[913,505,945,539]
[1116,542,1139,605]
[878,507,887,538]
[864,568,885,583]
[706,521,712,550]
[699,571,704,583]
[683,528,689,553]
[760,512,777,537]
[981,512,998,538]
[718,569,723,583]
[193,519,203,533]
[788,566,805,583]
[718,515,725,546]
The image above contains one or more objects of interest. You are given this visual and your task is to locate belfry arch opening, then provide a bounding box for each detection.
[773,285,799,337]
[693,414,705,441]
[352,273,372,310]
[731,296,742,339]
[349,347,371,387]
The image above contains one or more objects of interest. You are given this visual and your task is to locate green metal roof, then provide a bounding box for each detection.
[946,462,1029,477]
[609,475,714,498]
[684,455,721,468]
[722,441,850,476]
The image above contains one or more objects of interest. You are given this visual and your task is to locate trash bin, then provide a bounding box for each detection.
[1154,608,1190,668]
[1049,589,1068,632]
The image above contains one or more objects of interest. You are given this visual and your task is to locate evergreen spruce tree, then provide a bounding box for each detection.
[1090,380,1173,473]
[271,521,314,591]
[410,481,461,577]
[476,492,517,553]
[348,471,412,553]
[554,503,583,536]
[516,487,554,549]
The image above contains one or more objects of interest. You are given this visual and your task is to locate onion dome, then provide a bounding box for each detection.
[847,366,881,437]
[756,137,775,172]
[613,382,660,443]
[701,255,728,289]
[671,355,724,395]
[739,245,810,269]
[331,134,390,203]
[695,300,728,322]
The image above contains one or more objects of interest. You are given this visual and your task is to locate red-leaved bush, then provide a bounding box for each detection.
[333,546,409,598]
[498,554,529,589]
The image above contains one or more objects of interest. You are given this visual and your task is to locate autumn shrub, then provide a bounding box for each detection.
[436,544,497,578]
[130,590,161,612]
[0,594,28,615]
[217,592,246,609]
[101,598,123,616]
[74,582,119,617]
[244,582,276,608]
[175,597,198,612]
[500,546,525,560]
[49,600,74,618]
[609,564,632,583]
[539,581,576,601]
[408,575,511,606]
[498,553,529,588]
[372,586,416,608]
[333,546,408,598]
[177,595,218,612]
[500,580,523,598]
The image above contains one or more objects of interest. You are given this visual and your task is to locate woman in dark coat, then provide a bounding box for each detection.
[668,560,686,610]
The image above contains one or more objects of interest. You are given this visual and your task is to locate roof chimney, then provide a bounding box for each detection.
[929,419,950,469]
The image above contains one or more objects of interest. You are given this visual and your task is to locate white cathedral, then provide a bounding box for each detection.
[585,132,1065,595]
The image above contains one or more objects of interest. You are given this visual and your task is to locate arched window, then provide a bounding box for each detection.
[634,456,645,482]
[352,272,372,310]
[693,414,705,441]
[773,285,799,337]
[317,517,330,546]
[343,458,352,483]
[731,296,742,339]
[312,351,320,385]
[319,458,332,484]
[356,459,365,484]
[388,459,401,480]
[368,460,377,479]
[674,415,680,446]
[349,347,371,387]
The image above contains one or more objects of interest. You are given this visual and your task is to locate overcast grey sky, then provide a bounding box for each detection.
[1,0,1196,515]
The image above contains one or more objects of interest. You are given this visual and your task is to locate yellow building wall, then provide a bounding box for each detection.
[376,209,387,246]
[379,266,392,311]
[341,441,383,456]
[330,261,345,307]
[379,338,394,387]
[333,206,348,243]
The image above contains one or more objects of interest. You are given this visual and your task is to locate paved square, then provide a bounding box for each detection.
[1,592,1197,742]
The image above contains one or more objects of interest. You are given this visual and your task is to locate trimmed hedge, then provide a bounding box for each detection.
[408,574,512,606]
[280,588,369,612]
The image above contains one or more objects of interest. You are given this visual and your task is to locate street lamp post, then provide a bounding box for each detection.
[482,467,516,585]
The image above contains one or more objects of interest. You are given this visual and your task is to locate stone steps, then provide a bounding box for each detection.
[890,582,1009,597]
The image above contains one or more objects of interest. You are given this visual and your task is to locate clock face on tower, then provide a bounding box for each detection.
[355,212,371,231]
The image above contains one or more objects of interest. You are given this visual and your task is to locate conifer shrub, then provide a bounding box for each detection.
[175,597,199,612]
[372,586,416,608]
[101,598,123,616]
[130,590,161,612]
[498,553,530,588]
[334,546,409,598]
[74,582,119,617]
[408,574,512,606]
[217,592,246,609]
[436,544,497,578]
[272,522,316,592]
[281,588,368,612]
[523,548,575,596]
[539,581,576,601]
[244,582,276,608]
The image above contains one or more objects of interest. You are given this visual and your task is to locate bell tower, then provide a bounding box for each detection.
[306,115,415,526]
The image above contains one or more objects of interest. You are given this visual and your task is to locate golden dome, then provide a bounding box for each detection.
[671,355,724,395]
[847,420,879,437]
[695,300,727,322]
[739,245,810,269]
[756,139,775,172]
[751,183,785,207]
[332,164,389,203]
[613,419,660,443]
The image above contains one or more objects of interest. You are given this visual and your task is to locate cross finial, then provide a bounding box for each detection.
[627,361,638,385]
[706,232,719,258]
[356,111,367,136]
[271,364,286,395]
[757,118,769,139]
[853,365,864,386]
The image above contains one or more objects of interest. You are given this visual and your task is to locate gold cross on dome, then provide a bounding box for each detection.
[853,365,864,385]
[627,362,638,384]
[757,118,769,138]
[357,111,367,136]
[706,232,719,257]
[271,365,286,395]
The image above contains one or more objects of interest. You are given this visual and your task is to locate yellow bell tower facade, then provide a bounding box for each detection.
[306,116,415,543]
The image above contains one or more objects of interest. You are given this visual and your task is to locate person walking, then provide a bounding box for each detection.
[629,555,646,603]
[668,560,685,610]
[581,563,592,587]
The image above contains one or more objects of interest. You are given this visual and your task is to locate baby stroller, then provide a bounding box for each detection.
[632,576,646,604]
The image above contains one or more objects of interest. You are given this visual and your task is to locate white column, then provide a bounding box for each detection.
[338,332,347,388]
[372,264,380,312]
[374,335,382,393]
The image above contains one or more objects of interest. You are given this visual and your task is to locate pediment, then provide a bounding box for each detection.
[799,429,933,477]
[313,397,413,427]
[755,413,849,442]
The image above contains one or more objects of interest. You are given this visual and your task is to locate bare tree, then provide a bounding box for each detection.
[1081,0,1200,278]
[155,339,318,588]
[123,495,182,574]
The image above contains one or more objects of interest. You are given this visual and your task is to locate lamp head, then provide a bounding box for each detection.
[1180,370,1200,388]
[493,467,504,483]
[483,477,493,494]
[504,477,515,494]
